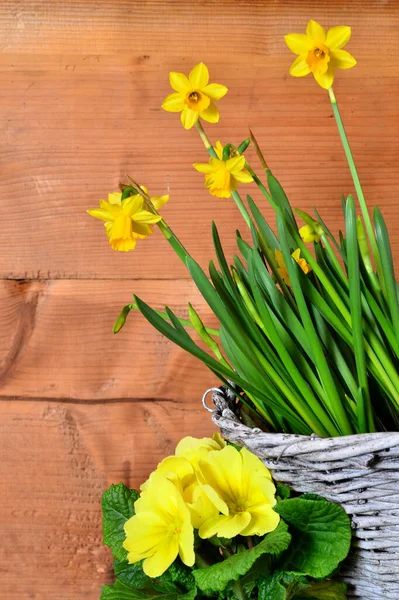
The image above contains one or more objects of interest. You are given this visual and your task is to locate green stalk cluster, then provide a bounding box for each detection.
[116,96,399,437]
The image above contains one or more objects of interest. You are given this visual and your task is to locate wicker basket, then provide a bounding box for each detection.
[205,386,399,600]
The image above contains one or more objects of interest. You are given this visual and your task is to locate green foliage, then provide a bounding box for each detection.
[100,481,351,600]
[102,483,139,562]
[193,522,291,594]
[274,496,351,579]
[121,159,399,435]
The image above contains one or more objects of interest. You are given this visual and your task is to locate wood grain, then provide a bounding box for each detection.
[0,399,214,598]
[0,1,398,280]
[0,279,217,400]
[0,1,398,598]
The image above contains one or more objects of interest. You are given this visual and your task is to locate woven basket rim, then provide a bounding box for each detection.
[210,387,399,459]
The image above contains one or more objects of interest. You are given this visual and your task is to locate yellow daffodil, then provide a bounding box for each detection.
[87,189,168,252]
[275,248,312,287]
[193,141,253,198]
[299,224,321,243]
[196,445,279,539]
[162,62,228,129]
[285,20,356,89]
[123,474,195,577]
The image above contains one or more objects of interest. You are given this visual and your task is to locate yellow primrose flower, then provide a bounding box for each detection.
[175,432,226,468]
[275,248,312,287]
[299,224,321,243]
[193,141,253,198]
[123,474,195,577]
[162,62,228,129]
[196,445,279,539]
[87,189,168,252]
[285,20,356,89]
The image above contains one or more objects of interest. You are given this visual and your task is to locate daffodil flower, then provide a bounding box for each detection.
[123,474,195,577]
[285,20,356,89]
[193,141,253,198]
[162,63,228,129]
[299,224,321,243]
[196,445,279,539]
[275,248,312,287]
[87,189,168,252]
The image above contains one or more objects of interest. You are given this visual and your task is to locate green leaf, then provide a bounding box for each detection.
[114,560,152,591]
[258,572,309,600]
[294,579,347,600]
[102,483,139,561]
[193,521,291,594]
[345,195,371,432]
[101,579,197,600]
[274,496,351,579]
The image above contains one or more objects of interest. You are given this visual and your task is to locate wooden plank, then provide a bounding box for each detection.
[0,398,215,599]
[0,278,219,400]
[0,1,398,279]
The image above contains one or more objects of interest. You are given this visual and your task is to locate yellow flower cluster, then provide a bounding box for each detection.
[123,434,279,578]
[162,63,228,129]
[193,141,253,198]
[87,187,169,252]
[285,20,356,89]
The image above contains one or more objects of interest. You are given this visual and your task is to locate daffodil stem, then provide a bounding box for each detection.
[195,120,252,228]
[157,219,190,264]
[328,87,383,278]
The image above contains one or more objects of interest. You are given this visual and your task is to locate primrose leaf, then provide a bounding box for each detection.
[102,483,139,561]
[274,496,351,579]
[193,521,291,594]
[294,579,347,599]
[100,579,197,600]
[258,572,309,600]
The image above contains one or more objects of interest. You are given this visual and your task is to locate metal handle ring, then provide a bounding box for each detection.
[202,387,223,412]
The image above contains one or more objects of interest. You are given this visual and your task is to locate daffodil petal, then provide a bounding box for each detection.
[87,208,114,222]
[189,62,209,89]
[325,25,351,50]
[202,83,228,100]
[313,64,334,89]
[151,194,169,210]
[132,223,153,238]
[132,210,162,224]
[226,156,245,173]
[284,33,311,55]
[214,141,224,160]
[143,537,179,578]
[306,19,326,43]
[232,170,253,183]
[180,107,199,129]
[200,103,219,124]
[331,49,357,70]
[289,55,311,77]
[162,92,185,112]
[108,192,122,205]
[193,162,214,174]
[122,195,143,216]
[169,71,191,93]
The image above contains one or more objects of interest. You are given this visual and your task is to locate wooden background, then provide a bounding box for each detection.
[0,0,398,597]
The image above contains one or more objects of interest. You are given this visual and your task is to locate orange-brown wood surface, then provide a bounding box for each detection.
[0,1,398,598]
